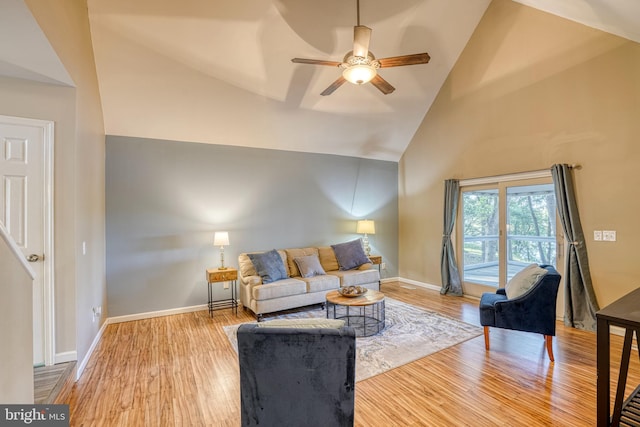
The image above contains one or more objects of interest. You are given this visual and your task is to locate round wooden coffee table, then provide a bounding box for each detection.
[325,289,385,337]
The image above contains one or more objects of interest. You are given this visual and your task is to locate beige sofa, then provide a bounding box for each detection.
[238,246,380,321]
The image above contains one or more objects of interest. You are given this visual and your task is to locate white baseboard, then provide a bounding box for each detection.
[54,351,77,364]
[106,304,208,324]
[76,320,108,380]
[393,276,442,292]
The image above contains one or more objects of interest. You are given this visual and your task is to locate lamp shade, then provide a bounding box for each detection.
[356,220,375,235]
[213,231,229,246]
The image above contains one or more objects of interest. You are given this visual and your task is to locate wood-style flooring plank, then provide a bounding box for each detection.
[63,282,640,426]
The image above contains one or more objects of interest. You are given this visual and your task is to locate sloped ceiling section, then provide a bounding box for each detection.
[513,0,640,44]
[87,0,491,161]
[0,0,74,86]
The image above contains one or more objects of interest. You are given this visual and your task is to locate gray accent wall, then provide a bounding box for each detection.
[106,136,398,317]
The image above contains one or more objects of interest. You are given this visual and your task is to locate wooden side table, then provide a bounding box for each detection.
[368,255,382,288]
[368,255,382,270]
[206,268,238,317]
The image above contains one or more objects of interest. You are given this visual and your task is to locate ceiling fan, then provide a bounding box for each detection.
[291,0,430,96]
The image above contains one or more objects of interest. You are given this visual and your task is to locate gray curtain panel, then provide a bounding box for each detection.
[551,164,599,331]
[440,179,462,296]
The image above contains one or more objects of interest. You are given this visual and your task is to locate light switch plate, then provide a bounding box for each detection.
[603,230,616,241]
[593,231,602,241]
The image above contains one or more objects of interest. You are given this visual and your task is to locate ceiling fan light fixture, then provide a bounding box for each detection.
[342,55,379,85]
[342,63,377,85]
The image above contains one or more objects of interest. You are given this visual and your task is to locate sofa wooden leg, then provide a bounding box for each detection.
[484,326,490,351]
[545,335,555,362]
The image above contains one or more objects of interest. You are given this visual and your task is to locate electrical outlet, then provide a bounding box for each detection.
[593,231,602,241]
[381,262,386,270]
[223,282,229,290]
[603,230,616,241]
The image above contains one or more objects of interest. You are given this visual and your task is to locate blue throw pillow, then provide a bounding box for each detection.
[331,239,371,271]
[247,249,288,284]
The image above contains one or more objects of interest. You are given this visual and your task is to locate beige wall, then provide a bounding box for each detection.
[399,0,640,308]
[25,0,107,363]
[11,0,105,370]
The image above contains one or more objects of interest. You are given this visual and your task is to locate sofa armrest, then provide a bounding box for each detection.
[242,275,263,287]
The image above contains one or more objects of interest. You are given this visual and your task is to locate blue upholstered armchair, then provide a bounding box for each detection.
[237,320,356,427]
[479,264,561,361]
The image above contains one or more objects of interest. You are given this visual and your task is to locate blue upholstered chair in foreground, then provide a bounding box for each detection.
[237,319,356,427]
[479,264,561,361]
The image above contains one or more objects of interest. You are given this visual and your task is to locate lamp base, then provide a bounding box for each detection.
[218,266,228,270]
[362,234,371,256]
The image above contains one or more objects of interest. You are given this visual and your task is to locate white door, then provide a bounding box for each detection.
[0,116,54,366]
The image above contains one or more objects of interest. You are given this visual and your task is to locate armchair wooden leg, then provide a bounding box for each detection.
[484,326,490,351]
[545,335,555,362]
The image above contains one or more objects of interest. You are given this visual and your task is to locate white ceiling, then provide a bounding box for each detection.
[2,0,640,161]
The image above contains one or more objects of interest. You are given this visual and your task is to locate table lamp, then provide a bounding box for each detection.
[356,220,375,256]
[214,231,230,270]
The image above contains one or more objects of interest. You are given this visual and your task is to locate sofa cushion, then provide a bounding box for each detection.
[285,247,319,277]
[318,246,340,272]
[248,249,288,284]
[300,274,340,293]
[328,269,379,287]
[252,278,307,301]
[294,254,326,278]
[331,239,371,271]
[238,253,257,278]
[505,264,548,299]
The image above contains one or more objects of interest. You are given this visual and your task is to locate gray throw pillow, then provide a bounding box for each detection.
[294,255,326,278]
[331,239,370,271]
[247,249,288,284]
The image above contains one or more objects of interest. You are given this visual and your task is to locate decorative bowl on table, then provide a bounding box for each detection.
[338,286,367,298]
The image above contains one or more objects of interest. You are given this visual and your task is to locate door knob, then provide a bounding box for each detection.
[27,254,42,262]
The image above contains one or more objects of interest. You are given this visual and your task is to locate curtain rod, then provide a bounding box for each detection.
[456,164,581,186]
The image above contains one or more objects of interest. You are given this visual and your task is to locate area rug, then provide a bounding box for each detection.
[223,298,482,382]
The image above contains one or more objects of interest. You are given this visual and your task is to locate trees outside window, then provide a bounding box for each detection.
[458,179,560,297]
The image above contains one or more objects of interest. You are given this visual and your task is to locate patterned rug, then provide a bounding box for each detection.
[223,298,482,382]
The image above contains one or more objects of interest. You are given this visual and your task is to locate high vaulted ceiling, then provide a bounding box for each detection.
[2,0,640,161]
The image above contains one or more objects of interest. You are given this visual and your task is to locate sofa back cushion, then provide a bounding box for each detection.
[317,246,340,272]
[284,247,319,277]
[238,253,257,278]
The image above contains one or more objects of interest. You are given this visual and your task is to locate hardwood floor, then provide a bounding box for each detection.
[64,282,640,426]
[34,361,76,404]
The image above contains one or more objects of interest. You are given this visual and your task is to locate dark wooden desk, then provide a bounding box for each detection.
[596,287,640,426]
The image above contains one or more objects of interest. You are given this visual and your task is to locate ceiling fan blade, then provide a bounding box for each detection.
[370,74,395,95]
[320,76,347,96]
[378,53,431,68]
[291,58,342,67]
[353,25,372,58]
